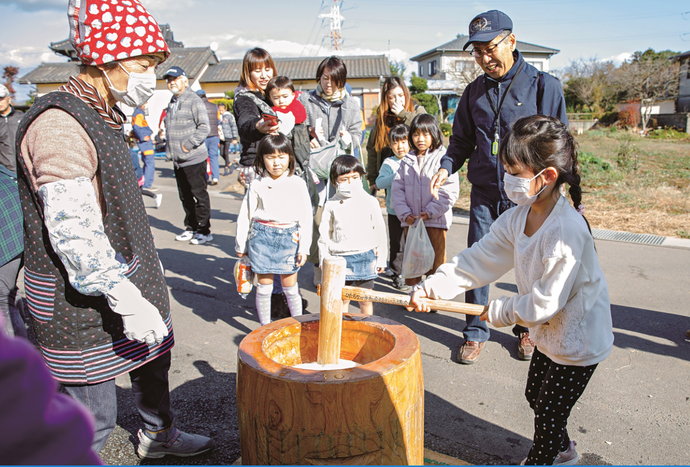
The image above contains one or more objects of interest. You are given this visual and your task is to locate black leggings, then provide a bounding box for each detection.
[524,348,597,465]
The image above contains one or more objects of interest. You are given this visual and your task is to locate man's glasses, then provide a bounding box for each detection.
[469,34,509,58]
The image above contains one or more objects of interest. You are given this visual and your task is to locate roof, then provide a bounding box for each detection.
[671,50,690,61]
[201,55,391,83]
[18,62,80,84]
[158,47,218,80]
[18,47,218,84]
[410,35,559,61]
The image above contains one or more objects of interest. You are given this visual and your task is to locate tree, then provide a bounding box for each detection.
[562,58,617,117]
[3,66,19,97]
[408,74,438,116]
[389,60,406,78]
[610,48,680,132]
[442,58,483,92]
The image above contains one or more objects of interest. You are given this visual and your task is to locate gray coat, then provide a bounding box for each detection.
[165,88,210,168]
[0,107,23,172]
[298,90,363,151]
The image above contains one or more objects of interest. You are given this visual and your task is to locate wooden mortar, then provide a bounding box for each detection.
[236,313,424,465]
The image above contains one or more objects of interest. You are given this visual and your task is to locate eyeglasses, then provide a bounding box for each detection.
[469,34,509,58]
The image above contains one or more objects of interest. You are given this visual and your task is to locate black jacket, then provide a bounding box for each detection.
[234,90,269,167]
[0,106,24,172]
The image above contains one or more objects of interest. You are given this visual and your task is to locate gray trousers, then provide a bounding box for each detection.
[0,254,26,338]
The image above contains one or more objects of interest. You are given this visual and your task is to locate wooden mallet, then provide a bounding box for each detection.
[316,258,487,365]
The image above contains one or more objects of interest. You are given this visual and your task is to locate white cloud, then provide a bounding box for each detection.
[601,52,632,65]
[0,0,63,12]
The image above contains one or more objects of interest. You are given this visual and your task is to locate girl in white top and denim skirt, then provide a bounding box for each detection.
[235,134,313,325]
[318,155,388,315]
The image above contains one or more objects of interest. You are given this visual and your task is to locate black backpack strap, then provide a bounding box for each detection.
[537,71,545,115]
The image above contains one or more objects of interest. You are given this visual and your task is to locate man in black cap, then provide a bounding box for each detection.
[163,67,213,245]
[428,10,569,364]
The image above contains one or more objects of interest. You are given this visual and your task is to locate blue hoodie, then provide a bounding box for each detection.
[440,50,568,202]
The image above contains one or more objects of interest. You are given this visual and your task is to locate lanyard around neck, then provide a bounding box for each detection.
[486,61,524,155]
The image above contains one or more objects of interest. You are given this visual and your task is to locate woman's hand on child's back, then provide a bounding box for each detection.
[296,254,306,267]
[406,287,431,313]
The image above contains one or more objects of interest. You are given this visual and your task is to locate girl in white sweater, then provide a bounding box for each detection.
[236,134,313,325]
[318,156,387,314]
[409,115,613,465]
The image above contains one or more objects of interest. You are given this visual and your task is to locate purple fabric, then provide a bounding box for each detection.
[0,317,102,464]
[391,145,459,230]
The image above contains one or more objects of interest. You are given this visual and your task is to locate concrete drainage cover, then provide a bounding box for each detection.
[592,229,665,246]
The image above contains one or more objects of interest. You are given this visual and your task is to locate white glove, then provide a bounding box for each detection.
[106,280,168,345]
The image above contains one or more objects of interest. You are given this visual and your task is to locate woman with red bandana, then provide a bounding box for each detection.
[15,0,213,459]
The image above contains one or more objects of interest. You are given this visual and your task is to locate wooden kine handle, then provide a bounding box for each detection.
[317,285,487,315]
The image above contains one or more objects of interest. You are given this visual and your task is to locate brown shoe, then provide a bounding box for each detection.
[457,340,485,364]
[518,332,535,360]
[686,329,690,339]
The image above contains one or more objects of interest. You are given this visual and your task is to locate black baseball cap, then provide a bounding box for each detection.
[195,89,207,97]
[463,10,513,50]
[163,66,186,79]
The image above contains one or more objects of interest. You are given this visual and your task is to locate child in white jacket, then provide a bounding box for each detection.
[236,134,313,325]
[319,155,387,315]
[409,115,613,466]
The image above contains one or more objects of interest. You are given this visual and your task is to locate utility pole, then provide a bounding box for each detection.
[319,1,344,51]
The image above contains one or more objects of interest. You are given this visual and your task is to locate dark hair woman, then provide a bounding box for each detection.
[297,55,364,283]
[365,76,425,194]
[233,47,279,186]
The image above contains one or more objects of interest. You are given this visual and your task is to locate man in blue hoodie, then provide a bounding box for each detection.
[429,10,568,365]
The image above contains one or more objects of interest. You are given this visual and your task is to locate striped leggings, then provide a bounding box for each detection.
[524,348,597,465]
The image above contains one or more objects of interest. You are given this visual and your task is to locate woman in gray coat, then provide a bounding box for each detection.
[298,56,363,284]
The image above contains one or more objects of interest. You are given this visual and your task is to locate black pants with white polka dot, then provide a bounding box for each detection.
[524,348,597,465]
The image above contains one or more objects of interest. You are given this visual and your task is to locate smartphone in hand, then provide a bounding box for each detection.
[262,113,280,126]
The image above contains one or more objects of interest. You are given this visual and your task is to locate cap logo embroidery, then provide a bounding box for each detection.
[470,17,488,33]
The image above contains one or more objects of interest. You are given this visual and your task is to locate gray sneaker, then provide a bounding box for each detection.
[137,428,214,459]
[190,232,213,245]
[553,440,579,465]
[175,230,195,242]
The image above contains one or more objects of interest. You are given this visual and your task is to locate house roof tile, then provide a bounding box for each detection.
[18,47,218,84]
[201,55,391,83]
[410,35,559,61]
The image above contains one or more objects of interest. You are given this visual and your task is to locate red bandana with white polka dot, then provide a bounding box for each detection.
[68,0,170,65]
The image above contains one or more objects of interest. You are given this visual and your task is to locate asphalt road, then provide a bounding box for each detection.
[98,160,690,465]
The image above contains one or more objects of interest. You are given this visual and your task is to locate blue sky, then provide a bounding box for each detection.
[2,0,689,101]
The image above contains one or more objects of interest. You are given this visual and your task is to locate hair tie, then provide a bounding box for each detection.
[576,204,585,216]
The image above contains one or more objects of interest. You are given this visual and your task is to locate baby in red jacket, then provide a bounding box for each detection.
[266,76,307,136]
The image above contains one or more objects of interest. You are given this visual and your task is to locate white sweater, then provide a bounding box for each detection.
[318,191,388,269]
[235,171,313,256]
[423,196,613,366]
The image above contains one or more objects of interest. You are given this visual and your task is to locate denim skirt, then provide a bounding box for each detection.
[248,222,300,275]
[342,249,377,282]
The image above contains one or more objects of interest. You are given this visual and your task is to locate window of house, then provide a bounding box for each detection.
[527,61,543,71]
[455,60,474,72]
[419,63,424,77]
[428,60,436,76]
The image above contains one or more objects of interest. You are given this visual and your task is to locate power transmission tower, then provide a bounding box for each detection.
[319,1,344,51]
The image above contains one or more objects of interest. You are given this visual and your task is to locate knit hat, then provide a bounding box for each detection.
[68,0,170,66]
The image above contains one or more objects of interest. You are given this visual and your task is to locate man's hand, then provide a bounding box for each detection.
[181,144,190,153]
[429,168,449,200]
[406,287,431,313]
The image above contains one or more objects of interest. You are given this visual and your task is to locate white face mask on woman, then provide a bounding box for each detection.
[503,168,547,206]
[103,63,156,108]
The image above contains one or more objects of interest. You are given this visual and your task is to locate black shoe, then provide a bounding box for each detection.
[270,293,291,320]
[392,275,411,292]
[302,298,309,312]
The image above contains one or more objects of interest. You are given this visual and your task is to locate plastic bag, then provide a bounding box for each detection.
[401,219,435,279]
[234,257,253,299]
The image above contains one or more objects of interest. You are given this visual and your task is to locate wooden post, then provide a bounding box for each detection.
[317,257,347,365]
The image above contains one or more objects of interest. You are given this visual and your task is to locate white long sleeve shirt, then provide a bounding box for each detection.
[318,190,388,269]
[423,196,613,366]
[235,171,313,256]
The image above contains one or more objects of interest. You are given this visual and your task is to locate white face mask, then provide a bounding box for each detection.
[338,179,363,198]
[503,168,547,206]
[103,63,156,108]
